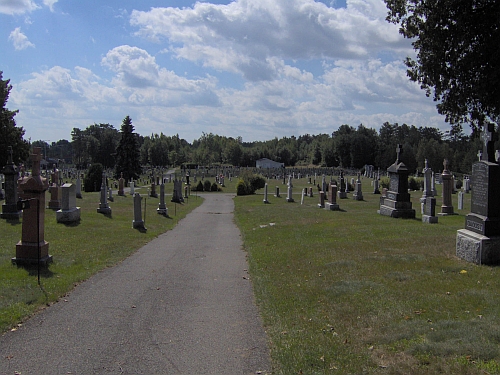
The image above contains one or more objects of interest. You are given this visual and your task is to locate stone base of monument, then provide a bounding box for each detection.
[378,198,416,219]
[56,207,81,223]
[422,214,438,224]
[13,241,52,266]
[353,193,363,201]
[438,206,457,216]
[338,192,347,199]
[286,197,294,202]
[48,200,61,210]
[456,229,500,265]
[157,207,168,216]
[325,202,339,211]
[133,219,145,230]
[1,203,22,219]
[97,205,112,215]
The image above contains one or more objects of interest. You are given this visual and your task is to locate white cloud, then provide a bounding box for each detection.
[0,0,39,15]
[43,0,58,12]
[129,0,408,82]
[8,27,35,50]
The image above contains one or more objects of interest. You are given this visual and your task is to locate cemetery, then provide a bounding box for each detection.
[2,143,500,374]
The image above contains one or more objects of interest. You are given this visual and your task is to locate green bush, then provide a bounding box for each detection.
[211,182,218,192]
[408,177,420,191]
[380,177,390,189]
[236,179,252,195]
[193,180,204,192]
[203,180,211,192]
[84,163,103,192]
[236,170,266,195]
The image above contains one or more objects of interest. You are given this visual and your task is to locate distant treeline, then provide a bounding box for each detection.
[31,121,492,175]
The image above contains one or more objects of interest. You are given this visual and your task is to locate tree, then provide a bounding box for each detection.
[385,0,500,131]
[114,116,141,181]
[0,71,29,167]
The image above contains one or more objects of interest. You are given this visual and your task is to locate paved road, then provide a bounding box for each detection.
[0,194,270,374]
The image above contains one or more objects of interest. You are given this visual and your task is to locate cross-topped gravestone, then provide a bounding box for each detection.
[481,123,495,162]
[395,144,402,164]
[477,150,483,161]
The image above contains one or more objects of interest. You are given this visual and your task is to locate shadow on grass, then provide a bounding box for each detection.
[61,219,81,227]
[4,218,21,226]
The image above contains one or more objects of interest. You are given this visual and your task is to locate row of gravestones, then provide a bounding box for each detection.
[1,147,195,266]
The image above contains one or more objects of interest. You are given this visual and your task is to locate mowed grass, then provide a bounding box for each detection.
[0,183,203,332]
[234,177,500,375]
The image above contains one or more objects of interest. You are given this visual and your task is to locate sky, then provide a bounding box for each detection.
[1,0,450,144]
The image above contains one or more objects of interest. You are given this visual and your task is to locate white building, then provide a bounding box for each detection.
[255,158,284,169]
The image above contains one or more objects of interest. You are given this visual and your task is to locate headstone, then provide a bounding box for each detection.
[463,177,470,193]
[1,146,22,219]
[13,147,52,265]
[353,173,363,201]
[263,183,269,204]
[325,183,340,211]
[76,173,83,198]
[274,186,280,198]
[457,123,500,264]
[129,180,135,196]
[108,185,114,202]
[48,181,61,210]
[97,173,112,215]
[171,179,184,203]
[157,182,168,216]
[337,171,347,199]
[378,144,416,218]
[420,160,438,223]
[0,174,4,200]
[318,191,325,208]
[373,178,380,194]
[116,173,124,196]
[56,183,81,223]
[150,182,158,198]
[301,188,305,205]
[439,159,456,215]
[132,193,146,230]
[286,175,294,202]
[458,191,464,210]
[308,186,313,197]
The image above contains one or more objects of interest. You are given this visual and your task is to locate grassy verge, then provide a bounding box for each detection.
[234,176,500,375]
[0,184,203,332]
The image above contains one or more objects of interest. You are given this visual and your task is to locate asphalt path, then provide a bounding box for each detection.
[0,193,270,374]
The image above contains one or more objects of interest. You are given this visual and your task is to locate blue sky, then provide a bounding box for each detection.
[1,0,449,143]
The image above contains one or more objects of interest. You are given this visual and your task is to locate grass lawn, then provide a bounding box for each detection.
[234,176,500,375]
[0,182,203,332]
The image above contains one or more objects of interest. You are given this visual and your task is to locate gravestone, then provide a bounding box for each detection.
[378,144,416,218]
[352,173,363,201]
[150,181,158,198]
[171,179,184,203]
[0,174,4,200]
[108,185,114,202]
[129,180,135,196]
[118,173,125,196]
[463,177,470,193]
[458,191,464,210]
[301,188,305,205]
[420,159,438,223]
[157,182,168,216]
[337,171,347,199]
[286,175,294,202]
[439,159,456,215]
[96,173,112,215]
[373,177,380,194]
[13,147,52,265]
[318,191,325,208]
[325,183,340,211]
[1,146,22,219]
[48,178,61,210]
[274,186,280,198]
[457,123,500,264]
[56,183,81,223]
[263,183,269,204]
[132,193,146,230]
[75,173,83,199]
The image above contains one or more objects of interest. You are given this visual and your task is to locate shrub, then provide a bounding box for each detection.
[193,180,204,192]
[211,182,218,192]
[236,179,250,196]
[203,180,211,192]
[380,177,390,189]
[408,177,420,191]
[236,170,266,195]
[84,163,103,192]
[455,179,463,189]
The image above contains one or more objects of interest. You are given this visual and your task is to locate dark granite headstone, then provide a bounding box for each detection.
[457,123,500,264]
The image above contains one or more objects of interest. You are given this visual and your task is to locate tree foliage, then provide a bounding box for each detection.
[0,71,29,167]
[385,0,500,131]
[114,116,141,181]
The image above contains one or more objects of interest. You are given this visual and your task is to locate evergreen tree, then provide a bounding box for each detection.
[114,116,141,181]
[0,71,29,167]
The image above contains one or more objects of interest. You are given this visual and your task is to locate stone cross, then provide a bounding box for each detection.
[477,150,483,161]
[481,123,495,162]
[395,144,403,164]
[31,148,42,177]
